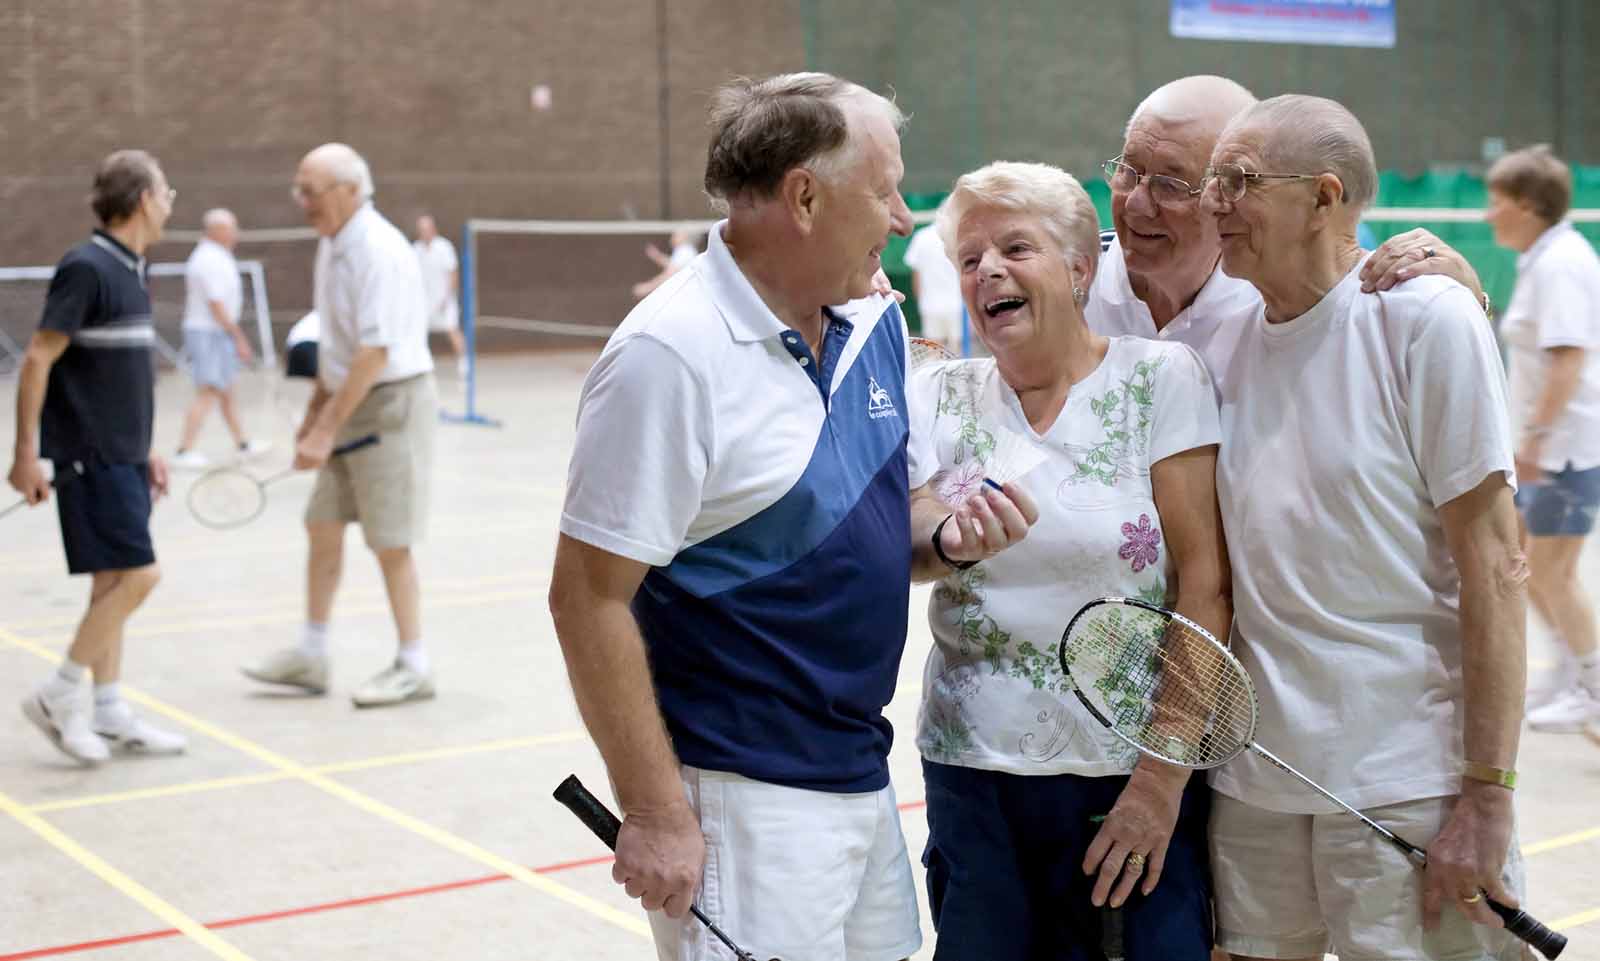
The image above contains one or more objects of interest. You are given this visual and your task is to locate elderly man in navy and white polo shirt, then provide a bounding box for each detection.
[10,149,187,765]
[550,73,1035,961]
[242,143,438,710]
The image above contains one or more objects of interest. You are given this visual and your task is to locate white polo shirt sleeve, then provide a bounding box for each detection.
[1148,342,1221,464]
[560,334,713,567]
[1530,258,1600,350]
[1406,286,1517,506]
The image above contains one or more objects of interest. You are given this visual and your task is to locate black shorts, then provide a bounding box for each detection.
[286,341,318,380]
[55,459,155,574]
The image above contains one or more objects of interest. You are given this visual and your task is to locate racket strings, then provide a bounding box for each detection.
[1064,609,1253,767]
[187,470,266,529]
[909,337,956,368]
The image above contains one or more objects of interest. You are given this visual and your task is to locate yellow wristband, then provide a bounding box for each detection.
[1463,761,1517,790]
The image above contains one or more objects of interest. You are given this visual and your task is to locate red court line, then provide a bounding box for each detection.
[4,802,929,960]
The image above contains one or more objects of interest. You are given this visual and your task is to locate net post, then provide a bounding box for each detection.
[245,260,276,367]
[440,219,502,428]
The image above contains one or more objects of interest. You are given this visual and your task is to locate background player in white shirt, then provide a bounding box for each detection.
[173,208,269,468]
[903,199,964,353]
[1485,144,1600,736]
[1202,94,1526,961]
[413,214,464,376]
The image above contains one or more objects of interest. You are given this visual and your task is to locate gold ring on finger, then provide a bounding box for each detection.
[1460,891,1483,904]
[1125,853,1146,870]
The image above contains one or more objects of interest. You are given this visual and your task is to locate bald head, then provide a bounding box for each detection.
[1126,75,1257,144]
[202,208,238,249]
[1224,94,1377,212]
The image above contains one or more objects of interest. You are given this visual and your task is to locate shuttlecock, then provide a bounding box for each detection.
[935,424,1047,503]
[530,84,553,111]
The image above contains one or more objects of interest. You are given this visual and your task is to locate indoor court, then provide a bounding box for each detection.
[0,356,1596,960]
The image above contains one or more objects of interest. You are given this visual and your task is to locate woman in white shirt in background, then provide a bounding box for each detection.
[1488,144,1600,736]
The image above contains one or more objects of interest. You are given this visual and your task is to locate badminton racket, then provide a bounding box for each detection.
[186,434,378,530]
[1056,596,1566,960]
[909,336,957,368]
[553,775,779,961]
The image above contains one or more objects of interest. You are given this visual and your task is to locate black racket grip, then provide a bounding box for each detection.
[553,775,621,850]
[333,433,380,457]
[1489,898,1566,959]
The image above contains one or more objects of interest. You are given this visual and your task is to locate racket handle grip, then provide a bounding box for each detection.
[1490,897,1567,959]
[553,775,621,850]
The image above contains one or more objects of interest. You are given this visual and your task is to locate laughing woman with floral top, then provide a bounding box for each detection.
[906,161,1231,961]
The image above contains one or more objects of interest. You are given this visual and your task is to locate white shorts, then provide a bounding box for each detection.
[1210,793,1526,960]
[647,766,921,961]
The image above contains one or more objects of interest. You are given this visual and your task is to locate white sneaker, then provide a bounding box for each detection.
[94,701,187,756]
[1526,684,1600,733]
[237,440,273,461]
[22,690,110,765]
[351,662,435,708]
[241,647,329,694]
[1527,651,1578,711]
[171,449,211,471]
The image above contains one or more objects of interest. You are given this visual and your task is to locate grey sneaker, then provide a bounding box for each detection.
[241,647,329,694]
[22,689,110,765]
[94,701,187,756]
[351,662,435,709]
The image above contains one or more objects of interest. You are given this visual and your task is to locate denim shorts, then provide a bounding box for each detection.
[921,759,1213,961]
[185,327,240,389]
[1515,462,1600,536]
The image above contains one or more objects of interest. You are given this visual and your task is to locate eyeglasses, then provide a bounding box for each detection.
[290,181,343,203]
[1202,162,1320,202]
[1103,157,1203,208]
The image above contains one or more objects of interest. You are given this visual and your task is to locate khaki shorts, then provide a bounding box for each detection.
[305,373,436,549]
[1210,792,1525,961]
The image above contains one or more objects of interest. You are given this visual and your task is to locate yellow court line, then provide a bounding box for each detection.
[5,568,549,634]
[1554,906,1600,931]
[1524,825,1600,856]
[0,626,646,939]
[28,731,590,814]
[0,788,258,961]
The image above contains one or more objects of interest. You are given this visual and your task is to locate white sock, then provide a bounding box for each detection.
[93,682,124,717]
[1577,650,1600,691]
[42,659,87,700]
[300,622,330,659]
[397,642,429,675]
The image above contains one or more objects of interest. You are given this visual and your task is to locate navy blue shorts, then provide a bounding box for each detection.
[1516,462,1600,536]
[55,459,155,574]
[922,759,1213,961]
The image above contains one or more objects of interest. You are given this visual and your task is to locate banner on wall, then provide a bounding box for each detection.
[1170,0,1397,49]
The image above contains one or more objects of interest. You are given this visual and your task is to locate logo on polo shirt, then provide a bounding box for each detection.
[866,377,898,420]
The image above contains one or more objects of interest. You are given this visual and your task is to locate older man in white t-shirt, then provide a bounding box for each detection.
[173,209,268,469]
[412,215,465,376]
[1087,75,1487,402]
[242,143,438,710]
[1202,95,1526,961]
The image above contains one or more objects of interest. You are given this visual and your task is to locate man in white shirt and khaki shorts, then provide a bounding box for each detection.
[242,143,439,709]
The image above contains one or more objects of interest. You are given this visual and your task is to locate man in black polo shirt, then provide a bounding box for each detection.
[8,149,187,765]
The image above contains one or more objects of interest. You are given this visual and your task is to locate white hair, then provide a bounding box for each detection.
[936,161,1100,274]
[1229,95,1378,211]
[314,142,375,201]
[201,208,236,231]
